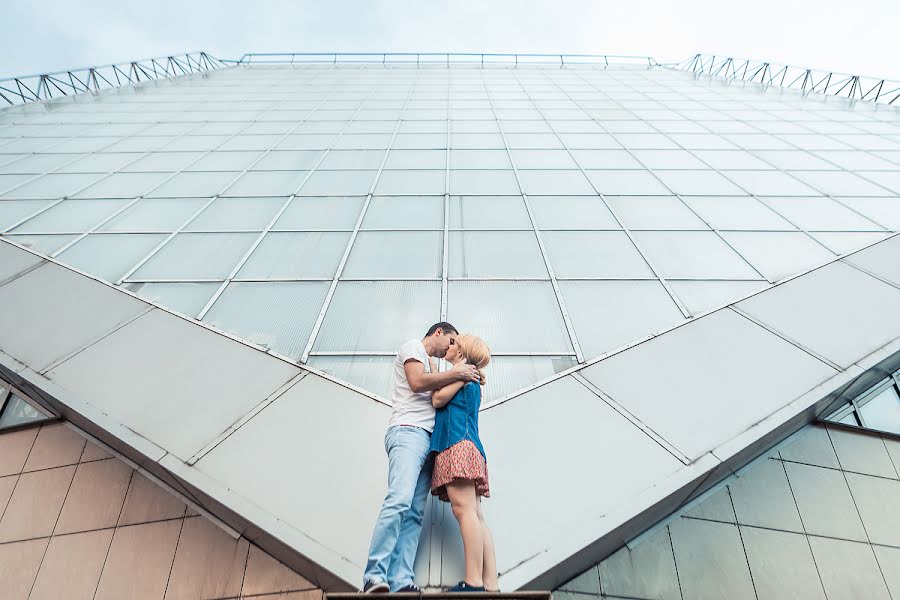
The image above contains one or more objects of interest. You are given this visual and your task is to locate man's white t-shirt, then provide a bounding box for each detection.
[388,339,436,433]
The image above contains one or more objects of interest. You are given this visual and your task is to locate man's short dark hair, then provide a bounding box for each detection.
[425,322,458,337]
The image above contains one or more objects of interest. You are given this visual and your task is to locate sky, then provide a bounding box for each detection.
[1,0,899,81]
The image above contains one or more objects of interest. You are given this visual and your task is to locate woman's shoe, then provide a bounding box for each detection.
[448,581,487,592]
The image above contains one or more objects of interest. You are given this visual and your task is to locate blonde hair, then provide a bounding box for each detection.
[456,334,491,386]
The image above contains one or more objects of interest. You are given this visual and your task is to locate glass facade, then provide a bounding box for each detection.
[827,368,900,435]
[2,63,900,400]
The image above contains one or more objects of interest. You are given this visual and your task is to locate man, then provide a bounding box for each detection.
[363,322,480,593]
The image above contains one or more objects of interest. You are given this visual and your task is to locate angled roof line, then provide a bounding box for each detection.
[672,53,900,106]
[0,51,231,106]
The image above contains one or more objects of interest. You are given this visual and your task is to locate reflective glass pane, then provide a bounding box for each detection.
[447,281,572,352]
[789,171,893,197]
[99,197,206,232]
[3,234,77,255]
[55,153,138,174]
[482,356,577,403]
[859,385,900,435]
[517,170,595,195]
[449,196,531,229]
[251,150,325,171]
[345,231,442,278]
[223,171,310,197]
[720,231,835,282]
[570,149,642,169]
[632,231,762,279]
[203,281,329,360]
[606,196,709,230]
[652,170,745,195]
[560,280,685,357]
[308,355,394,398]
[722,171,821,196]
[186,151,265,172]
[11,199,131,233]
[384,149,446,170]
[133,232,257,279]
[449,170,520,195]
[0,392,48,429]
[668,280,769,316]
[809,232,890,255]
[185,196,285,231]
[273,196,364,230]
[300,170,377,196]
[315,281,441,351]
[3,173,106,200]
[238,232,349,279]
[318,150,386,170]
[509,150,578,170]
[681,196,796,230]
[449,150,511,169]
[544,231,653,278]
[58,233,167,282]
[0,199,55,230]
[529,196,620,230]
[123,152,206,173]
[124,281,220,317]
[363,196,443,229]
[631,149,715,170]
[72,172,171,199]
[761,197,885,231]
[584,170,671,195]
[449,231,546,278]
[374,170,446,195]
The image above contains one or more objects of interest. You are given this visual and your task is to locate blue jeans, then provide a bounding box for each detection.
[364,425,433,590]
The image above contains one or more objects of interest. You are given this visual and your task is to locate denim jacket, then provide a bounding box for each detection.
[429,381,487,461]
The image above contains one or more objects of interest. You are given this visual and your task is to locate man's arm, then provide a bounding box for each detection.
[404,360,478,393]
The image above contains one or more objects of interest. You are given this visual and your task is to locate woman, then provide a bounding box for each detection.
[429,334,498,593]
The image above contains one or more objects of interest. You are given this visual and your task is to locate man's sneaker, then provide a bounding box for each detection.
[396,584,422,593]
[448,581,486,592]
[363,580,390,594]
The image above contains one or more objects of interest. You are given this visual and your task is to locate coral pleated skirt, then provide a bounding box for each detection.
[431,440,490,502]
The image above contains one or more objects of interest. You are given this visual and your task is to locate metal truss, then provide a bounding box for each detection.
[675,53,900,106]
[0,51,230,107]
[229,52,657,68]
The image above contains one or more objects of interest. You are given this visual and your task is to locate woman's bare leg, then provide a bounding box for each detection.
[476,499,498,590]
[446,480,483,587]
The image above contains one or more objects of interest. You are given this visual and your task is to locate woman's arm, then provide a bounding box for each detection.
[432,380,465,408]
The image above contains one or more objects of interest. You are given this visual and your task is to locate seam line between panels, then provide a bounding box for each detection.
[536,70,693,319]
[441,76,451,322]
[486,85,586,362]
[300,88,416,363]
[726,305,843,371]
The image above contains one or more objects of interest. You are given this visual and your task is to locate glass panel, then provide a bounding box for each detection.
[447,281,572,352]
[450,133,505,149]
[449,170,520,195]
[122,152,206,173]
[836,197,900,230]
[668,519,756,600]
[789,171,893,197]
[273,196,365,230]
[186,151,265,172]
[606,196,709,230]
[482,356,577,403]
[374,170,446,195]
[517,170,595,195]
[3,173,106,200]
[333,134,393,150]
[449,196,531,229]
[185,196,285,231]
[858,385,900,434]
[630,149,710,169]
[72,172,171,199]
[584,170,671,195]
[344,231,442,278]
[132,232,257,279]
[529,196,620,230]
[652,170,745,195]
[384,149,446,170]
[224,171,310,197]
[761,197,884,231]
[237,232,349,279]
[838,410,861,426]
[315,281,441,351]
[691,150,774,170]
[124,281,220,317]
[631,231,762,279]
[3,234,77,255]
[363,196,443,229]
[300,170,377,196]
[668,280,769,316]
[98,197,206,232]
[251,150,325,171]
[681,196,796,230]
[308,355,394,399]
[544,231,653,278]
[392,133,447,149]
[0,199,55,230]
[202,281,329,360]
[449,150,511,169]
[0,392,49,429]
[809,232,890,255]
[11,199,131,233]
[58,233,167,282]
[509,149,578,169]
[449,231,546,278]
[720,231,835,282]
[570,149,642,169]
[560,280,685,357]
[318,149,386,170]
[55,153,139,174]
[598,526,681,600]
[722,171,820,196]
